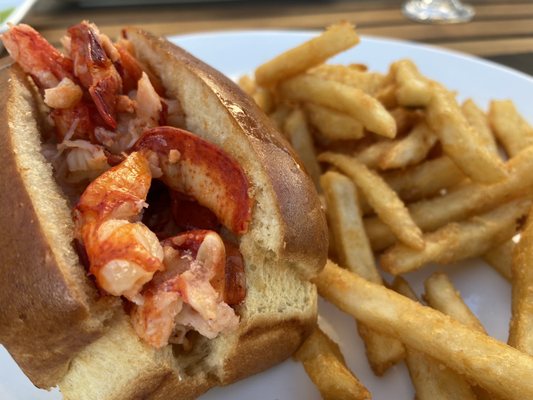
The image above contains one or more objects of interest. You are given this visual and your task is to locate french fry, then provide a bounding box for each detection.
[237,74,256,96]
[314,260,533,400]
[378,121,438,170]
[384,156,465,204]
[482,239,514,281]
[374,83,398,109]
[268,103,293,132]
[424,273,486,333]
[321,171,377,279]
[310,63,385,95]
[391,59,432,107]
[392,277,477,400]
[252,87,274,113]
[422,274,497,400]
[355,323,405,376]
[351,113,430,170]
[509,207,533,355]
[462,99,499,155]
[294,327,372,400]
[319,152,424,249]
[489,99,533,157]
[305,103,365,142]
[279,74,396,138]
[348,63,368,71]
[283,109,322,189]
[321,171,405,375]
[354,139,394,169]
[245,27,533,399]
[255,22,360,87]
[365,145,533,251]
[426,84,507,184]
[389,107,421,136]
[352,156,465,215]
[380,198,530,275]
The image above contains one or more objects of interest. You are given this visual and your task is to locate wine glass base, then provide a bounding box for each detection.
[402,0,475,24]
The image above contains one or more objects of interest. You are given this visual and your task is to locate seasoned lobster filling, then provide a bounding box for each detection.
[2,21,252,348]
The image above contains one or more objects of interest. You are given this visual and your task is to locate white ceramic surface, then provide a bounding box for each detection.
[1,30,532,400]
[0,0,38,33]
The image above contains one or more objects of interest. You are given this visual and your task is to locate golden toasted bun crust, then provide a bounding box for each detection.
[0,66,116,388]
[125,28,328,280]
[149,319,313,400]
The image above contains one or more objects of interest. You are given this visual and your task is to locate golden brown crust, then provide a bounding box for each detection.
[128,315,316,400]
[124,28,328,280]
[0,66,113,388]
[219,317,315,385]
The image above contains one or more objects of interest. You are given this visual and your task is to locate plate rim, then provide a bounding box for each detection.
[168,29,533,82]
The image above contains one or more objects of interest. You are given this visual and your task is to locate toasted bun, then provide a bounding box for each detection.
[0,27,328,398]
[0,65,117,388]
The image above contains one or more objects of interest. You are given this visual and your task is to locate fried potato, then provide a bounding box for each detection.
[314,261,533,400]
[461,99,499,155]
[365,145,533,251]
[374,83,398,109]
[356,323,405,376]
[268,102,293,132]
[391,59,432,107]
[424,273,486,333]
[389,107,422,136]
[244,25,533,400]
[378,121,438,170]
[237,74,256,95]
[255,21,359,87]
[380,198,530,275]
[352,119,434,170]
[279,74,396,138]
[422,274,496,400]
[305,103,365,142]
[354,139,394,169]
[321,171,405,374]
[319,152,424,249]
[482,239,514,281]
[422,271,491,400]
[489,99,533,157]
[283,108,321,189]
[310,63,385,95]
[383,156,465,204]
[321,171,377,279]
[509,207,533,355]
[392,277,477,400]
[252,87,274,113]
[294,327,372,400]
[426,84,507,184]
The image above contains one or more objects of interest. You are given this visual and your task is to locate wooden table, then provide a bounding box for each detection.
[25,0,533,76]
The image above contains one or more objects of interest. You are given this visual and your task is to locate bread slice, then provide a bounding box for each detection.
[0,65,117,389]
[0,27,328,398]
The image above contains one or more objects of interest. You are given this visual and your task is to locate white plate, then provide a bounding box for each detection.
[0,0,38,33]
[1,30,532,400]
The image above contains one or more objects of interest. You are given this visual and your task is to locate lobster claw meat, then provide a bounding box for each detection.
[68,21,123,129]
[134,126,253,235]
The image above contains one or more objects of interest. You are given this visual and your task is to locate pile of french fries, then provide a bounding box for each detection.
[241,21,533,400]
